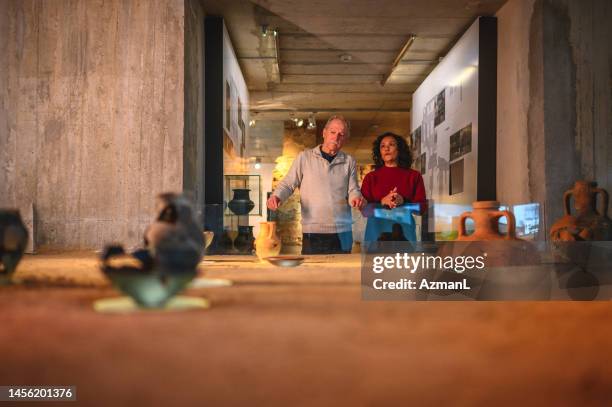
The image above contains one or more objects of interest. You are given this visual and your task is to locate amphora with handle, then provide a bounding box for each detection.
[551,180,611,241]
[457,201,519,241]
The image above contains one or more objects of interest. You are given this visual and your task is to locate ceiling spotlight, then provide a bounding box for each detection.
[254,157,262,170]
[272,29,278,37]
[307,114,316,129]
[296,118,304,127]
[339,54,352,63]
[261,25,269,37]
[249,119,256,127]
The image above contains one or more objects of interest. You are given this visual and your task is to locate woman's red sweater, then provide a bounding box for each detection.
[361,166,426,210]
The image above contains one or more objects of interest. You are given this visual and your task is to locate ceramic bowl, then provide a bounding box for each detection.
[102,267,197,309]
[264,256,305,267]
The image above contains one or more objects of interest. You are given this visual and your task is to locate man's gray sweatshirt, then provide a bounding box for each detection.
[272,146,363,234]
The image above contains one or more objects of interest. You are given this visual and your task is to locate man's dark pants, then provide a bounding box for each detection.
[301,232,352,254]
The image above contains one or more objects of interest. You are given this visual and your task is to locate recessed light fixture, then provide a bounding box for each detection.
[339,54,352,63]
[254,157,262,169]
[249,119,256,127]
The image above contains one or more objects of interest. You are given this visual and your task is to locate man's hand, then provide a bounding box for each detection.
[350,196,367,210]
[267,195,282,211]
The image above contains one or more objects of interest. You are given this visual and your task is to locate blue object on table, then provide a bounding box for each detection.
[364,203,420,242]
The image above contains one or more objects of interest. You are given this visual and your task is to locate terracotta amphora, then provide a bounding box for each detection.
[457,201,518,241]
[551,181,611,241]
[255,221,281,261]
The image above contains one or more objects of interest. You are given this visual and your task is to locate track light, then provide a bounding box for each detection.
[307,114,316,129]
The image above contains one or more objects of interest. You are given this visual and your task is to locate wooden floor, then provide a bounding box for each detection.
[1,253,612,406]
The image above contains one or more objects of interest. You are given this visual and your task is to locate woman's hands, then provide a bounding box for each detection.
[381,187,404,208]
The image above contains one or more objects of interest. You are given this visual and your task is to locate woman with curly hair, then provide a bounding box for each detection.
[361,132,426,242]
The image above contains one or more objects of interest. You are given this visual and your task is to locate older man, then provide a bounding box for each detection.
[267,115,367,254]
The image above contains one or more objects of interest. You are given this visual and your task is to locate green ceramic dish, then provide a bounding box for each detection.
[102,268,197,309]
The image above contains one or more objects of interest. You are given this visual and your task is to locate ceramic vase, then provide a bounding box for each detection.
[228,189,255,216]
[457,201,518,241]
[234,225,255,254]
[550,180,611,241]
[255,221,281,261]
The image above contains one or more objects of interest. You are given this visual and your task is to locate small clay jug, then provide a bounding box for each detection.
[255,221,281,261]
[457,201,518,241]
[551,181,611,241]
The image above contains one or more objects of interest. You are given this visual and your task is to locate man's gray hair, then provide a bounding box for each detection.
[324,115,350,137]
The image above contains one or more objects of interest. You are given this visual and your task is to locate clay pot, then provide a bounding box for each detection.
[255,221,281,261]
[228,189,255,216]
[457,201,518,241]
[234,226,255,254]
[550,181,611,241]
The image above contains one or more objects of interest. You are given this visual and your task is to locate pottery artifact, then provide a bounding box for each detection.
[457,201,519,241]
[550,181,611,241]
[255,221,281,261]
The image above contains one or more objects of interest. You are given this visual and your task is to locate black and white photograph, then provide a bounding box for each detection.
[449,123,472,161]
[434,88,446,127]
[449,158,464,195]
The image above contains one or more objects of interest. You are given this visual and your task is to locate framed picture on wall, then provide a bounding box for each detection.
[449,159,464,195]
[225,80,231,132]
[238,98,245,157]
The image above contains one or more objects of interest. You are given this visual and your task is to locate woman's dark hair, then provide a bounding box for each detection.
[372,132,412,169]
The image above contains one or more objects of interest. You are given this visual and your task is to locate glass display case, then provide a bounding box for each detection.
[207,175,261,255]
[224,175,261,216]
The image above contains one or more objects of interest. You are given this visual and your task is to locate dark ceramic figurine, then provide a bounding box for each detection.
[100,193,203,308]
[551,181,611,241]
[144,193,205,270]
[0,209,29,284]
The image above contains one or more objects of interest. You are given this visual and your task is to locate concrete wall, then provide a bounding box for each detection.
[0,0,185,249]
[184,0,205,219]
[496,0,536,205]
[497,0,611,234]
